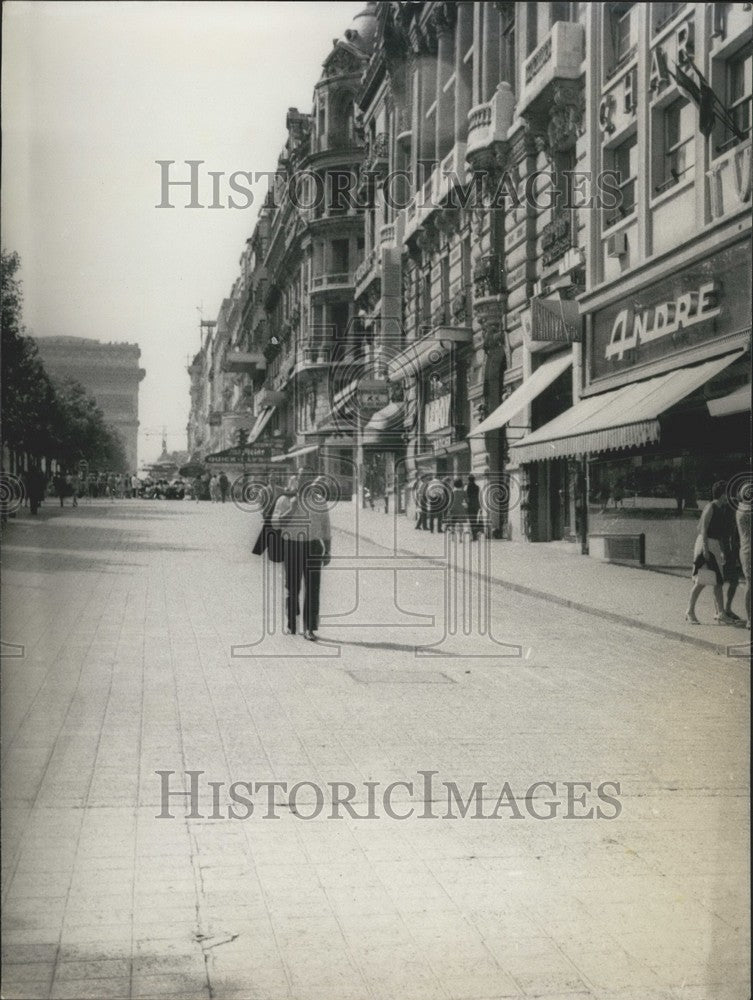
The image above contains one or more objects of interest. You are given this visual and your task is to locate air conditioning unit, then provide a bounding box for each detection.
[606,231,628,258]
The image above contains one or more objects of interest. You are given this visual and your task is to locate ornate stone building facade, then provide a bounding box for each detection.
[193,2,751,555]
[33,336,145,471]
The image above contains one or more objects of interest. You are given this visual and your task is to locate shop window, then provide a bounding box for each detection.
[656,98,694,193]
[604,133,637,226]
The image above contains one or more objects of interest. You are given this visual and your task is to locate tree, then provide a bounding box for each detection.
[2,249,130,471]
[1,249,58,459]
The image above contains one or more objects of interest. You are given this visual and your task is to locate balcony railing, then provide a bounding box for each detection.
[355,250,378,292]
[311,272,353,290]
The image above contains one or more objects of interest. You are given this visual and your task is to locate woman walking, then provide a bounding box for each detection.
[209,473,221,503]
[686,481,735,625]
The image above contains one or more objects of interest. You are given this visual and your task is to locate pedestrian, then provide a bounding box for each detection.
[599,478,611,514]
[466,473,481,540]
[274,468,332,640]
[209,473,221,503]
[425,474,446,534]
[735,498,751,630]
[686,481,735,625]
[65,473,78,508]
[613,477,625,509]
[53,471,66,508]
[218,471,230,503]
[107,472,117,501]
[27,466,45,515]
[192,475,202,502]
[131,472,140,498]
[414,474,428,531]
[446,478,468,534]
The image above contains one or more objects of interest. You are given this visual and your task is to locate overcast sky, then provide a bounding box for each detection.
[2,0,364,463]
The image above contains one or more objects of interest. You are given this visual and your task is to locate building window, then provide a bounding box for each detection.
[331,239,349,275]
[605,133,637,226]
[500,3,516,87]
[726,46,752,146]
[652,3,686,35]
[606,3,636,76]
[526,1,539,57]
[657,99,695,192]
[551,2,573,25]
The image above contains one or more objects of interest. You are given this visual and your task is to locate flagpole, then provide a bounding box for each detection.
[685,57,747,140]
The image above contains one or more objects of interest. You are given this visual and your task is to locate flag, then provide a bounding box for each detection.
[671,61,716,137]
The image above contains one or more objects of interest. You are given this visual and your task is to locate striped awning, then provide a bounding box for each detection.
[512,350,745,463]
[362,402,405,445]
[468,353,572,438]
[247,406,275,444]
[270,444,318,464]
[707,385,751,417]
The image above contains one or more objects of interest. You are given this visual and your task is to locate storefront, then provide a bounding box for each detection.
[511,239,752,568]
[387,330,473,491]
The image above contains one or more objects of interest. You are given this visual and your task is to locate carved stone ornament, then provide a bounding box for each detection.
[474,295,506,354]
[524,82,585,156]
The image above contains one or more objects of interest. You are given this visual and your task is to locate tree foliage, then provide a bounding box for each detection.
[2,249,128,471]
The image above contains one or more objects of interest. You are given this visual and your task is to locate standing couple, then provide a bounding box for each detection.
[254,468,332,641]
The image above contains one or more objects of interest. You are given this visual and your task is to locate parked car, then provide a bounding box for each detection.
[165,479,186,500]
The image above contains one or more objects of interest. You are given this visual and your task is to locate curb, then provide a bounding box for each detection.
[332,524,740,658]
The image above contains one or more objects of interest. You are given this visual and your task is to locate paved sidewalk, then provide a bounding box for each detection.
[1,501,749,1000]
[329,503,751,656]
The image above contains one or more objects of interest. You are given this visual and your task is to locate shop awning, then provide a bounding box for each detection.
[387,327,473,381]
[247,406,275,444]
[511,350,745,463]
[362,402,405,445]
[270,444,319,464]
[332,379,359,411]
[468,353,573,438]
[707,385,751,417]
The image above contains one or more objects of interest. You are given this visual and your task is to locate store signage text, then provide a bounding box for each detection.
[424,394,452,433]
[605,281,720,361]
[589,243,751,384]
[707,139,752,221]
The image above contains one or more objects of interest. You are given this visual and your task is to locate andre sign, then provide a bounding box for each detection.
[605,281,719,362]
[589,244,751,384]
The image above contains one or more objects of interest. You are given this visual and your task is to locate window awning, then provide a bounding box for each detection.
[247,406,275,444]
[511,350,745,463]
[707,385,751,417]
[468,353,573,438]
[332,379,359,411]
[270,444,318,464]
[387,327,473,381]
[362,402,405,445]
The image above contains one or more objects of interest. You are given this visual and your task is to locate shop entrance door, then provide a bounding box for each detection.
[549,459,572,541]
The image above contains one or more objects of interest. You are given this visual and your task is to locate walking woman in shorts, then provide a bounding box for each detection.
[686,481,735,625]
